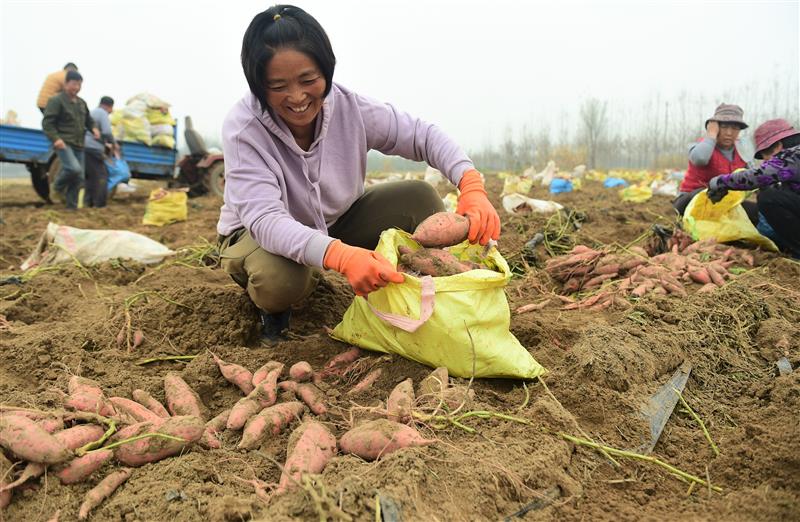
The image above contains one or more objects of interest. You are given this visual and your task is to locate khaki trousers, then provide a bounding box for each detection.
[219,180,444,313]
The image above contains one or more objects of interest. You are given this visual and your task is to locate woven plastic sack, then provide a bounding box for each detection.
[151,134,175,149]
[21,222,173,270]
[330,229,546,379]
[683,190,778,251]
[142,189,187,226]
[620,184,653,202]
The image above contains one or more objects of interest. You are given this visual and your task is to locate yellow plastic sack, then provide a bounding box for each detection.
[683,190,778,251]
[330,229,546,379]
[151,134,175,149]
[142,189,187,226]
[619,184,653,202]
[146,108,176,126]
[501,175,533,196]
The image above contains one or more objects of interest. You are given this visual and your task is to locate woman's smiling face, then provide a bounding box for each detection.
[265,48,326,140]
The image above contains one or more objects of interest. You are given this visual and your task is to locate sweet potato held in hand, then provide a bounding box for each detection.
[412,212,470,248]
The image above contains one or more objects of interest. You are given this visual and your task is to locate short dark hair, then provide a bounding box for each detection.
[65,70,83,83]
[781,133,800,150]
[64,62,78,70]
[241,4,336,111]
[100,96,114,107]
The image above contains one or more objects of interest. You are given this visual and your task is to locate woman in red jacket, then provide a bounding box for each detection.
[672,103,756,221]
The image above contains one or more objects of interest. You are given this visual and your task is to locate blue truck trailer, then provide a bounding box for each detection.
[0,123,179,202]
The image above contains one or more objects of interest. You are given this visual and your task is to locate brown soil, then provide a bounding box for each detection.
[0,177,798,522]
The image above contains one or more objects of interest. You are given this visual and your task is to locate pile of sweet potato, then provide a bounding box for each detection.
[541,235,755,311]
[397,212,480,277]
[1,348,447,515]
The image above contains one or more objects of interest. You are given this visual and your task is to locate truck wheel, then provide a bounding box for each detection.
[29,164,52,203]
[205,161,225,197]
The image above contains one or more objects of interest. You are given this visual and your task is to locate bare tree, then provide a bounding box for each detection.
[579,98,608,169]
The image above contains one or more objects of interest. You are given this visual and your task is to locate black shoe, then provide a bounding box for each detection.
[259,309,291,342]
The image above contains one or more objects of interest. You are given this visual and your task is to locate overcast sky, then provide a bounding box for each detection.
[1,0,798,152]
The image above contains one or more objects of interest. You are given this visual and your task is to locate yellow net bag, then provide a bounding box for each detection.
[142,189,187,227]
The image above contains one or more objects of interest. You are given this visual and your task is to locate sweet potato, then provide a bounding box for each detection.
[417,367,449,397]
[212,353,254,395]
[688,269,711,284]
[131,389,170,418]
[164,373,205,419]
[0,461,45,493]
[0,453,12,509]
[387,379,414,423]
[411,212,470,248]
[132,329,145,349]
[276,421,337,494]
[238,401,305,450]
[398,245,475,277]
[54,424,105,450]
[252,361,284,387]
[347,369,382,396]
[288,361,314,382]
[0,414,72,464]
[110,397,164,424]
[698,283,718,294]
[55,450,113,484]
[339,419,435,461]
[65,376,116,417]
[113,416,203,467]
[37,415,64,433]
[323,347,362,372]
[227,371,281,431]
[296,383,327,416]
[78,468,132,520]
[278,380,298,393]
[200,409,230,450]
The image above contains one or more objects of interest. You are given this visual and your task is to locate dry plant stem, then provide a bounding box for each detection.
[135,355,197,365]
[92,432,186,451]
[560,433,722,492]
[673,387,720,457]
[374,494,381,522]
[540,379,621,468]
[517,382,531,412]
[301,475,353,522]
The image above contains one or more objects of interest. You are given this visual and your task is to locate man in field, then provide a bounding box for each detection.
[42,71,99,209]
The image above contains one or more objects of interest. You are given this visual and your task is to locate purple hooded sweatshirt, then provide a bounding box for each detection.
[216,83,474,268]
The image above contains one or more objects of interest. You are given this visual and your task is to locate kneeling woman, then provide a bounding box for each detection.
[707,119,800,257]
[217,5,500,340]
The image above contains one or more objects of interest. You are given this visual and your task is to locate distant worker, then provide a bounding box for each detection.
[707,119,800,257]
[42,71,99,210]
[83,96,116,208]
[36,62,78,113]
[673,103,755,221]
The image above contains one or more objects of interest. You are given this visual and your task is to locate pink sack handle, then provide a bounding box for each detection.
[367,276,435,333]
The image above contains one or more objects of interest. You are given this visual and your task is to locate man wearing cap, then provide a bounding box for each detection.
[673,103,752,218]
[83,96,117,208]
[707,119,800,257]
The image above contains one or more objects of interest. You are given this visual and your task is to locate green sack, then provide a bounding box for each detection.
[330,229,546,379]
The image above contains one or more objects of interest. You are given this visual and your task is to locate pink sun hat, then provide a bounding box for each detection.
[754,119,800,159]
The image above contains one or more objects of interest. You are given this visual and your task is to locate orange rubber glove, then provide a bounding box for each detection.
[456,169,501,245]
[323,240,404,297]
